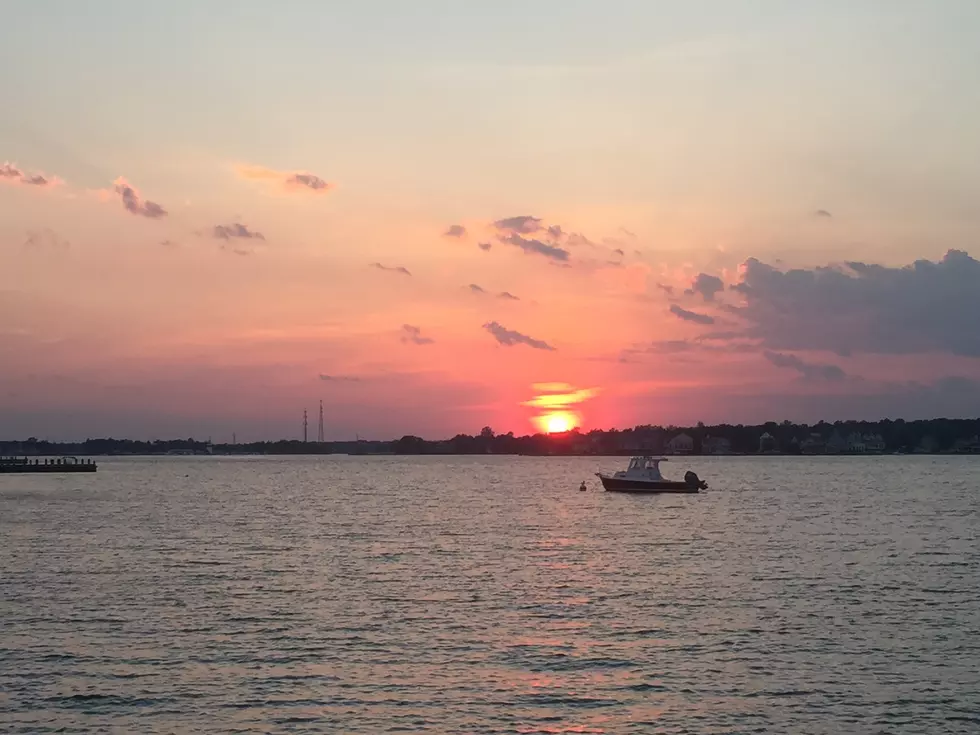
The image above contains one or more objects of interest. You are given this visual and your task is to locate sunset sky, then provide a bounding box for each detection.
[3,1,980,441]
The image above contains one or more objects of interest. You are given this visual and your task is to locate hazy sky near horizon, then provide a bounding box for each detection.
[3,1,980,440]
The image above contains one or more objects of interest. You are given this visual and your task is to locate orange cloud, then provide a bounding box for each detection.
[236,164,333,194]
[522,387,597,408]
[522,382,599,432]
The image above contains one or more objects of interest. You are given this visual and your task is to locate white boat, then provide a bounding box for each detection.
[596,456,706,493]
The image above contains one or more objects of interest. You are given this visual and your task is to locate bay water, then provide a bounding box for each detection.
[2,456,978,733]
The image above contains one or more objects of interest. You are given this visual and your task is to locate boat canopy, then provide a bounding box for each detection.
[628,456,667,470]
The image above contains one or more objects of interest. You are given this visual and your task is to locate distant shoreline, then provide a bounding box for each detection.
[3,417,979,457]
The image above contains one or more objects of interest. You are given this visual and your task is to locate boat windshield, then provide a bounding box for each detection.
[627,457,664,476]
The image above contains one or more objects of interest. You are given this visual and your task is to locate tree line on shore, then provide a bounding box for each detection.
[3,417,980,456]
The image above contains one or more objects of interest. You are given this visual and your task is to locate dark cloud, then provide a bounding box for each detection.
[213,222,264,240]
[686,272,725,301]
[478,242,492,251]
[160,239,177,248]
[669,303,715,325]
[657,283,675,296]
[547,225,563,238]
[444,224,467,238]
[237,165,332,194]
[493,215,542,234]
[731,249,980,357]
[502,233,570,262]
[21,174,50,186]
[612,248,625,257]
[319,374,361,382]
[815,209,833,218]
[113,177,167,218]
[371,262,412,276]
[483,321,555,351]
[401,324,434,345]
[498,291,520,300]
[286,172,331,191]
[1,161,60,187]
[763,351,847,381]
[468,283,486,293]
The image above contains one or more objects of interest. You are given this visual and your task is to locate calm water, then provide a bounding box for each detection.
[1,456,978,734]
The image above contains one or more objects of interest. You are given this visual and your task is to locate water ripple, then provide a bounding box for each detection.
[1,455,978,733]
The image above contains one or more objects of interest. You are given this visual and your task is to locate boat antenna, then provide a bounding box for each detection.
[303,409,308,443]
[318,400,325,443]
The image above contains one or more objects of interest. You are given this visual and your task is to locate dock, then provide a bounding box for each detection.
[0,457,98,473]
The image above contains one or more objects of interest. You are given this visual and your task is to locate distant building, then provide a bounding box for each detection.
[758,432,777,453]
[826,430,846,454]
[703,435,733,455]
[863,433,886,453]
[952,436,980,454]
[846,432,866,453]
[801,433,825,454]
[665,433,694,455]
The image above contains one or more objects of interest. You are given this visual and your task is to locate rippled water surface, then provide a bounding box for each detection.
[2,456,978,733]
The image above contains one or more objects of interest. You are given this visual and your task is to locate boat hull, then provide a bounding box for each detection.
[596,475,700,493]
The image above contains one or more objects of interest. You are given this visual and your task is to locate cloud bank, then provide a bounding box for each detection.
[731,249,980,357]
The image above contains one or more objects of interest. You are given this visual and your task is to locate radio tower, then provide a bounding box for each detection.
[303,409,308,443]
[317,400,325,443]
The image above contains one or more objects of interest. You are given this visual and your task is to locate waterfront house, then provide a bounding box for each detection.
[703,436,733,455]
[665,433,694,455]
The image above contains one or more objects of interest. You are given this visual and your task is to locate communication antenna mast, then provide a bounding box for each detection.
[317,400,325,443]
[303,409,308,443]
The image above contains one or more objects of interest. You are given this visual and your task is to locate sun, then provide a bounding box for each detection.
[544,412,575,434]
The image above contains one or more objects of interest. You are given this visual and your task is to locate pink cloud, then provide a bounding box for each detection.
[112,177,167,218]
[1,161,63,188]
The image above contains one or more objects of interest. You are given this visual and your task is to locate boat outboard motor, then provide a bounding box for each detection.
[684,470,707,490]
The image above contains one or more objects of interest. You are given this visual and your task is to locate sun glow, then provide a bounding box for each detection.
[541,411,578,434]
[525,383,596,434]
